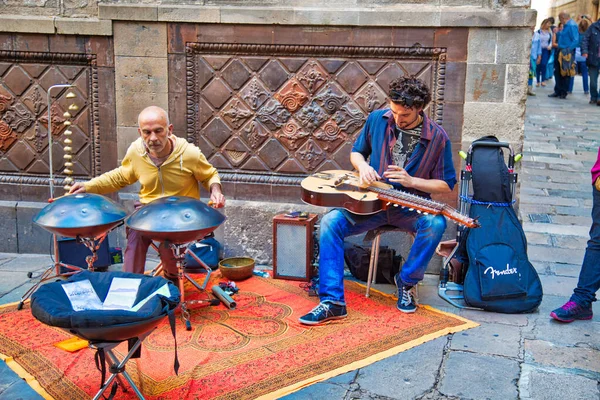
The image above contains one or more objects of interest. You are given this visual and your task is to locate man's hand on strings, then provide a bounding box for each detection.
[357,162,381,186]
[383,165,415,188]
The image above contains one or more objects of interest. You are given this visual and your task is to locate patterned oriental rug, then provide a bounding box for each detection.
[0,276,476,400]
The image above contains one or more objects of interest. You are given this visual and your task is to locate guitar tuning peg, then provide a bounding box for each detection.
[393,204,398,207]
[409,208,414,211]
[386,202,391,206]
[416,210,422,214]
[423,212,429,215]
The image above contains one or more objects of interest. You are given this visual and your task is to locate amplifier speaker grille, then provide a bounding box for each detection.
[273,214,318,281]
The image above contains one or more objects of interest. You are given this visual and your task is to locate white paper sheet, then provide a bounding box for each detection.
[130,284,171,312]
[61,280,104,312]
[103,278,142,310]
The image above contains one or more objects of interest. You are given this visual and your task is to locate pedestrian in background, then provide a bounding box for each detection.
[546,16,557,81]
[528,29,542,96]
[582,15,600,105]
[549,12,579,99]
[551,148,600,323]
[537,19,553,87]
[568,18,590,95]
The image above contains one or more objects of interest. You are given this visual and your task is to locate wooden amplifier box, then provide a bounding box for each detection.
[272,214,318,281]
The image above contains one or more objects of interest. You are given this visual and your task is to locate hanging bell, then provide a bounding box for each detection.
[64,138,72,145]
[63,184,72,191]
[64,146,72,153]
[68,104,79,111]
[64,130,72,136]
[66,92,77,99]
[63,111,71,119]
[64,161,73,167]
[64,168,73,175]
[63,121,71,126]
[63,176,74,184]
[63,154,72,160]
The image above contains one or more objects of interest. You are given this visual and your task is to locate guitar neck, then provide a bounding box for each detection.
[368,185,479,228]
[368,186,444,215]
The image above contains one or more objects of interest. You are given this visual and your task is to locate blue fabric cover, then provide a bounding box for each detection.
[30,271,180,329]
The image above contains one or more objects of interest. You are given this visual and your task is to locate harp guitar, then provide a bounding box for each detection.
[301,170,479,229]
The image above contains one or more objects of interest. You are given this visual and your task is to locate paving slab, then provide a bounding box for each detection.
[458,308,529,327]
[519,364,600,400]
[0,357,42,400]
[537,275,580,297]
[440,351,520,400]
[354,337,447,399]
[279,381,350,400]
[528,246,584,265]
[524,339,600,374]
[450,322,522,358]
[0,255,52,272]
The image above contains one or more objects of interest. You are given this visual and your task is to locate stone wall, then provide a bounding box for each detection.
[0,2,536,271]
[0,1,532,19]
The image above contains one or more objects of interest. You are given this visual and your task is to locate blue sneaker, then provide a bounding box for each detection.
[550,301,593,323]
[299,302,347,325]
[394,273,417,313]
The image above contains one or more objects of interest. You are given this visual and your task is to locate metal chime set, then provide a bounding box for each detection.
[61,91,78,193]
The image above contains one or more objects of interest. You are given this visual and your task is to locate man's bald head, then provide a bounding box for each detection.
[559,12,570,23]
[137,106,173,157]
[138,106,170,127]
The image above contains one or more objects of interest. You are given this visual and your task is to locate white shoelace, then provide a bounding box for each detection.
[401,286,417,306]
[311,303,330,316]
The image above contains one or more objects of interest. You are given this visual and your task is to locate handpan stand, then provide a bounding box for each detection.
[30,270,180,400]
[126,196,226,330]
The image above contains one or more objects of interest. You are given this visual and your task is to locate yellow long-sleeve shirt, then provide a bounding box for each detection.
[84,136,221,204]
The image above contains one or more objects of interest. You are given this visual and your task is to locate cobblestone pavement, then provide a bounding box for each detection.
[0,79,599,399]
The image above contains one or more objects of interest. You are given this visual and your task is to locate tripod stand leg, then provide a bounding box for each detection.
[92,372,119,400]
[185,248,212,290]
[18,262,83,310]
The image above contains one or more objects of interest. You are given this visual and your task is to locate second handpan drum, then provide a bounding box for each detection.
[125,196,226,244]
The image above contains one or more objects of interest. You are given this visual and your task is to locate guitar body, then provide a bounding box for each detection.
[301,170,388,215]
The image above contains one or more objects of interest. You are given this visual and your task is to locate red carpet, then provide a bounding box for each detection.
[0,275,476,399]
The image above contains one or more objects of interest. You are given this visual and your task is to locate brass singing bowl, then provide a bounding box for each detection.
[33,193,127,238]
[125,196,226,244]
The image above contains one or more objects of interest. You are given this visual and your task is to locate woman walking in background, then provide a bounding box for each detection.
[546,16,557,81]
[537,19,553,87]
[569,19,591,95]
[528,28,542,96]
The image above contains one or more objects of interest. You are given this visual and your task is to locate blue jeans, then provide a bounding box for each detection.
[568,61,589,93]
[528,56,536,86]
[318,207,446,305]
[571,186,600,307]
[589,65,599,101]
[537,48,551,83]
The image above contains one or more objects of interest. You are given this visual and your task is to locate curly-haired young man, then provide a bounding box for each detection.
[299,76,457,325]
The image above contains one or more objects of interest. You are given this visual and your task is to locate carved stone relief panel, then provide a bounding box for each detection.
[186,43,446,188]
[0,51,99,188]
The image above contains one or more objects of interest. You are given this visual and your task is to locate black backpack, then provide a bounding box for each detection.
[462,136,543,313]
[343,243,402,284]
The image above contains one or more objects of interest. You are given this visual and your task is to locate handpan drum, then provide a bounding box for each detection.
[126,196,226,244]
[33,193,127,239]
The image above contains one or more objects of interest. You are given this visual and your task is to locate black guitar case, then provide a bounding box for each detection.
[462,137,543,313]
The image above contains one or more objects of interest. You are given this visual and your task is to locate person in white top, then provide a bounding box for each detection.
[536,19,553,87]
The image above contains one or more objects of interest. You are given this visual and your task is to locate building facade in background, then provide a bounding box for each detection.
[549,0,598,21]
[0,1,536,265]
